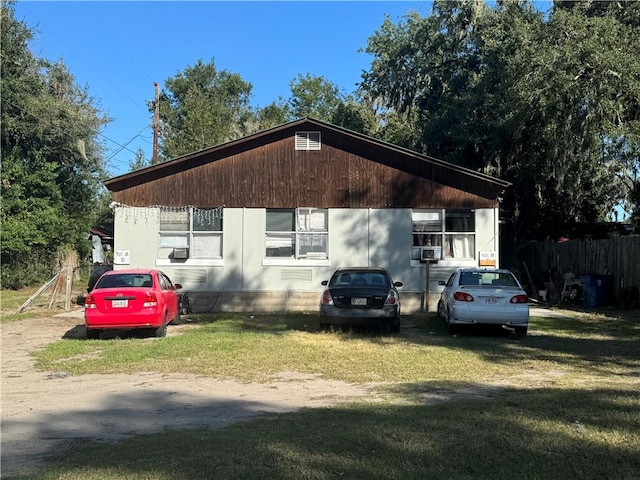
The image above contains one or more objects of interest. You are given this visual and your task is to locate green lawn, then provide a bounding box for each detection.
[7,308,640,479]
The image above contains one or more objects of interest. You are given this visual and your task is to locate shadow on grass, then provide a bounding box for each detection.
[175,312,316,332]
[63,324,187,341]
[5,385,639,480]
[61,312,320,341]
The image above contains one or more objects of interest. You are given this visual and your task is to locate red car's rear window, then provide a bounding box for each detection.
[95,274,153,289]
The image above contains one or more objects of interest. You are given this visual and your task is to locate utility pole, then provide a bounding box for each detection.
[152,82,160,165]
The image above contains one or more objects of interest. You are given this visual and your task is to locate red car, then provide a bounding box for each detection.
[84,269,182,339]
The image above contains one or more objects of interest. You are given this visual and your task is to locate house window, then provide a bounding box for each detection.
[295,131,321,151]
[412,209,475,260]
[266,208,328,259]
[158,207,222,260]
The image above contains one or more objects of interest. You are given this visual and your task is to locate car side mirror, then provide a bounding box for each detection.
[437,280,446,286]
[174,283,182,290]
[393,281,403,288]
[321,280,328,286]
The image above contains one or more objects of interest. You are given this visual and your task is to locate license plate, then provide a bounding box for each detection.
[484,297,499,304]
[351,297,367,306]
[112,299,128,308]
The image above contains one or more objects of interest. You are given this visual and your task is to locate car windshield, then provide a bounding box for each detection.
[95,274,153,289]
[459,271,518,287]
[330,271,390,287]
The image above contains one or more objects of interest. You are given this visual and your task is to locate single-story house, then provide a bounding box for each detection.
[104,118,510,313]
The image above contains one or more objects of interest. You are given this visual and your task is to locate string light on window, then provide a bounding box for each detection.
[194,208,220,226]
[110,202,223,225]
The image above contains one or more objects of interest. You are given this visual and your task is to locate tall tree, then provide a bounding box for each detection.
[1,0,109,287]
[287,73,345,122]
[360,0,640,240]
[251,74,355,132]
[488,0,640,237]
[330,97,379,136]
[252,99,291,131]
[153,59,254,159]
[553,0,640,226]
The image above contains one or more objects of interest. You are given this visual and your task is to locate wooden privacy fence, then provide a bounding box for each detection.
[519,235,640,306]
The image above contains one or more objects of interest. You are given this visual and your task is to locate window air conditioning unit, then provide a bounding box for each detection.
[172,248,189,259]
[420,246,441,262]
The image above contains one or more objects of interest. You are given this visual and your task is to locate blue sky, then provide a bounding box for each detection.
[15,1,433,177]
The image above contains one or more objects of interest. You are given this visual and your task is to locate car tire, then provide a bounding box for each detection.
[516,326,528,336]
[179,294,191,315]
[86,328,101,340]
[445,313,457,334]
[437,299,445,319]
[155,316,168,338]
[390,321,400,334]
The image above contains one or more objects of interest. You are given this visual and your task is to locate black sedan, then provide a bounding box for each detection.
[319,267,403,333]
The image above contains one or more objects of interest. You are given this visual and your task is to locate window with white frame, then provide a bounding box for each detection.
[158,207,222,260]
[412,209,475,260]
[295,131,321,151]
[266,208,328,258]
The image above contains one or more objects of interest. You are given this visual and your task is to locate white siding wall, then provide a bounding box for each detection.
[113,207,159,269]
[113,206,500,311]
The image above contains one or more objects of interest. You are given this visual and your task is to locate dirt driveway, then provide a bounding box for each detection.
[0,311,383,477]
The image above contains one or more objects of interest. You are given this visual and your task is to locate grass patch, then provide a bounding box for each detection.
[34,311,640,385]
[1,286,48,320]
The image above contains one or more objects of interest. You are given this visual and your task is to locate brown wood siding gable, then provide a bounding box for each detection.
[107,119,508,210]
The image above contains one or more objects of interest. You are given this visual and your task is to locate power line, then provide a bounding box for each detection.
[104,22,156,84]
[106,129,149,161]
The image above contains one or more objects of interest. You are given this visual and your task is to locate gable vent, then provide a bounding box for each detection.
[295,131,321,151]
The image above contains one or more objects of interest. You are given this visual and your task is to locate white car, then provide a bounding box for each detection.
[437,268,529,335]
